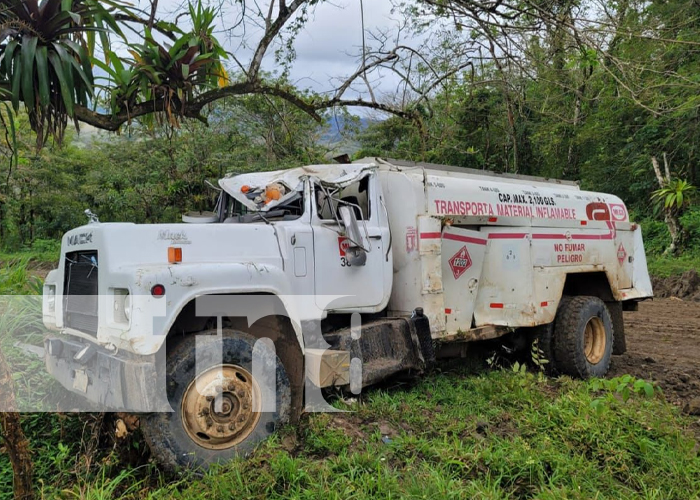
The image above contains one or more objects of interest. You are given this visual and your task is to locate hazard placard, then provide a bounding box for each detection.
[617,243,627,264]
[448,245,472,280]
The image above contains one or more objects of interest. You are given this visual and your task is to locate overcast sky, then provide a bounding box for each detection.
[280,1,398,94]
[152,0,403,97]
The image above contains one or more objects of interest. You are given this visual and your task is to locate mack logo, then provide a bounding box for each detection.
[158,230,190,244]
[67,232,93,246]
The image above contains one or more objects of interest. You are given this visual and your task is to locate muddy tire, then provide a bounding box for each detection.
[141,329,291,472]
[553,296,614,378]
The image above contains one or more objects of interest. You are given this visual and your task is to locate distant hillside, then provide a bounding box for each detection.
[320,115,375,156]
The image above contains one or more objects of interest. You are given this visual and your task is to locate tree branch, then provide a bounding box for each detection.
[71,79,424,132]
[72,82,325,131]
[113,13,177,41]
[248,0,306,80]
[651,155,666,188]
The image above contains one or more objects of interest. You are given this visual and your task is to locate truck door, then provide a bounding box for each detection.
[312,173,390,311]
[441,226,488,334]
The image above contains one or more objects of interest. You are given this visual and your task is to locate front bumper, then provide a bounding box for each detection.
[45,336,169,412]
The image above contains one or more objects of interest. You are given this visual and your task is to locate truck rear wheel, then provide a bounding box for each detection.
[141,329,291,471]
[553,296,614,378]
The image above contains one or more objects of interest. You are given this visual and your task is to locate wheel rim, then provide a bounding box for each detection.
[583,316,606,365]
[181,364,262,450]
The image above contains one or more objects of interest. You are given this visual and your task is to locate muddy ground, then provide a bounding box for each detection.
[609,297,700,420]
[651,270,700,302]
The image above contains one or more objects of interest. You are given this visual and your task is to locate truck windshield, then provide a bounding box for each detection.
[216,191,305,223]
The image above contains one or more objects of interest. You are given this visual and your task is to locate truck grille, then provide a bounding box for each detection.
[64,251,99,336]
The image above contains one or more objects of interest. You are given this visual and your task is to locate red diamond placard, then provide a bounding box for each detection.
[617,243,627,264]
[448,245,472,280]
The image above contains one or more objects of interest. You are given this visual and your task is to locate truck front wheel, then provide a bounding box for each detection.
[141,330,291,471]
[553,296,614,378]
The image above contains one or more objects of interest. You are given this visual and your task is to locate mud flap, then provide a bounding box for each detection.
[323,318,425,388]
[412,308,435,368]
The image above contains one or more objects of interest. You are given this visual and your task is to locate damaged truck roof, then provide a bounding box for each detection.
[219,163,377,211]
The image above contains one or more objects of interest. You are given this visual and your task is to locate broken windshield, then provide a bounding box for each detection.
[215,190,305,223]
[218,163,377,213]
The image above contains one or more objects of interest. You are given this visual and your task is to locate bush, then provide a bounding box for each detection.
[639,217,671,255]
[680,206,700,246]
[634,204,700,257]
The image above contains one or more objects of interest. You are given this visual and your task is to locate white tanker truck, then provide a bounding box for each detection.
[41,158,653,469]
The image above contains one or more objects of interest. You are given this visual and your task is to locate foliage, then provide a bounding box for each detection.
[647,253,700,278]
[588,375,656,414]
[0,258,42,295]
[0,413,147,500]
[529,340,549,373]
[633,205,700,275]
[354,0,700,250]
[0,96,327,250]
[652,179,696,213]
[94,1,229,127]
[0,0,122,145]
[0,0,236,143]
[0,260,55,411]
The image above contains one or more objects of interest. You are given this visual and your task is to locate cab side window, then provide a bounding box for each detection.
[315,176,371,221]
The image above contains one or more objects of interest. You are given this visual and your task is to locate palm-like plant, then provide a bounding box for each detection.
[0,0,124,146]
[92,0,228,128]
[92,49,141,115]
[651,179,696,214]
[128,2,228,125]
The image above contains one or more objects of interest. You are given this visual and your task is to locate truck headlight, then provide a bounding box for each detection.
[46,338,63,357]
[45,285,56,312]
[123,293,131,321]
[113,288,131,324]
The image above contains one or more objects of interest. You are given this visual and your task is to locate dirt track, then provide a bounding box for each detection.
[609,298,700,416]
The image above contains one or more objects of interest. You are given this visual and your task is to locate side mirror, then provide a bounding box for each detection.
[338,205,367,266]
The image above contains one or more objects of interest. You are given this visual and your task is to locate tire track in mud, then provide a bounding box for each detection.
[609,298,700,424]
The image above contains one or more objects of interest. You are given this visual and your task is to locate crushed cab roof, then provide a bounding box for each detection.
[219,163,376,211]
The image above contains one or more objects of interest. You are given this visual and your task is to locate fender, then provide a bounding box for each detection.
[116,262,307,356]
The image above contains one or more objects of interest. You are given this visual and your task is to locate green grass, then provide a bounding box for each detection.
[153,371,698,500]
[647,253,700,278]
[4,368,694,500]
[0,259,63,412]
[0,238,60,270]
[0,257,44,295]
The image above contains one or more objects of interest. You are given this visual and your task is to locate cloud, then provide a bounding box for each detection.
[289,1,400,93]
[125,0,403,114]
[159,0,398,89]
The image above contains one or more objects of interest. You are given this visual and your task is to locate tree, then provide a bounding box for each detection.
[0,0,471,146]
[0,0,122,147]
[0,349,33,500]
[651,154,696,254]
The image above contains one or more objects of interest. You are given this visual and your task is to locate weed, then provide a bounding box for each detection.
[530,339,549,373]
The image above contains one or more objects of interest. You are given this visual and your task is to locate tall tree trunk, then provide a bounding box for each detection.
[565,93,582,178]
[565,67,592,179]
[651,154,682,254]
[0,348,34,500]
[486,38,519,173]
